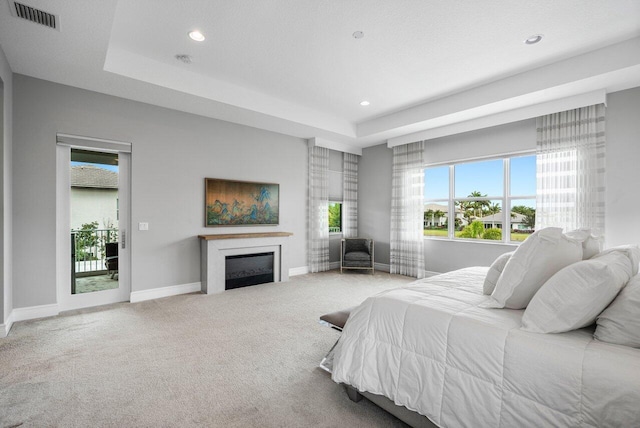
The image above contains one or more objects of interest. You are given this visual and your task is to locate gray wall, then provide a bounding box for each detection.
[0,45,12,325]
[12,75,307,309]
[605,87,640,247]
[358,143,393,266]
[359,88,640,273]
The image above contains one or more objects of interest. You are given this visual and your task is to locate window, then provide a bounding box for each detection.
[424,154,536,242]
[329,202,342,233]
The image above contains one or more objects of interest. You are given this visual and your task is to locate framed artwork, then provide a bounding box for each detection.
[205,178,279,226]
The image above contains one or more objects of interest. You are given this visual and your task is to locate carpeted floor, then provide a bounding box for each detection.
[1,270,416,427]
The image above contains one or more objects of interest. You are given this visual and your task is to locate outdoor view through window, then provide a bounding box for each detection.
[424,155,536,242]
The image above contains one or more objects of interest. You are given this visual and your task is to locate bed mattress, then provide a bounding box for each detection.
[331,267,640,427]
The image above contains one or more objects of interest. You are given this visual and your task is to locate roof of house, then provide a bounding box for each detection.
[480,212,526,223]
[71,165,118,189]
[424,203,463,214]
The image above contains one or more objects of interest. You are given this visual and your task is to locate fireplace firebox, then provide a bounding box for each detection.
[225,252,275,290]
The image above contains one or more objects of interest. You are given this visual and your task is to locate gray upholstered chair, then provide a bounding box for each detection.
[341,238,374,274]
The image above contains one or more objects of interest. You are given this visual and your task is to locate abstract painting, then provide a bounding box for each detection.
[205,178,279,226]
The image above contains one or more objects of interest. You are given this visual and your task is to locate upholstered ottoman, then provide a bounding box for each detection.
[318,307,353,372]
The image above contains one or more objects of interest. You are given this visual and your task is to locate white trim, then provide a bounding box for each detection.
[56,133,132,153]
[329,261,340,270]
[11,304,60,322]
[424,149,535,168]
[1,313,14,337]
[374,262,391,272]
[309,137,362,156]
[423,270,441,278]
[387,90,607,147]
[130,282,201,303]
[289,266,309,276]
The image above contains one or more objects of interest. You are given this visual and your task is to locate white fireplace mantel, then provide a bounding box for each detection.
[198,232,293,294]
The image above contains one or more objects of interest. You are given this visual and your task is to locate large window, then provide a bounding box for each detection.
[424,154,536,242]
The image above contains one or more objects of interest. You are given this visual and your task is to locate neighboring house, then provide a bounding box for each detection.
[71,165,118,230]
[480,212,530,231]
[424,203,466,227]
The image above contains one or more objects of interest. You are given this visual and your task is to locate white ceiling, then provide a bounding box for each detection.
[1,0,640,152]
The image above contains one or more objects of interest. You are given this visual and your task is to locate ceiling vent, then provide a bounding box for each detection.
[8,1,59,30]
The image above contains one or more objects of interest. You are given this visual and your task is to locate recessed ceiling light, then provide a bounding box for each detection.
[352,31,364,39]
[360,100,370,106]
[524,34,543,45]
[188,30,205,42]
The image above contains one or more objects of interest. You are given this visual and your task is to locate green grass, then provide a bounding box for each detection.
[424,229,532,242]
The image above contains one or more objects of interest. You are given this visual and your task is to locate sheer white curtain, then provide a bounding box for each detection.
[390,141,425,278]
[308,145,330,272]
[342,153,359,238]
[536,104,606,234]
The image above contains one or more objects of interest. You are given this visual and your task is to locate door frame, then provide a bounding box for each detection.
[56,133,132,311]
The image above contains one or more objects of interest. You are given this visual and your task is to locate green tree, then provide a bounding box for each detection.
[458,220,485,239]
[482,228,502,240]
[328,203,341,232]
[484,202,501,228]
[512,205,536,230]
[74,221,99,260]
[424,209,434,228]
[433,210,445,227]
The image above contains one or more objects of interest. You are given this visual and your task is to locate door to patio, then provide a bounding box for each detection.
[56,135,131,311]
[70,148,120,295]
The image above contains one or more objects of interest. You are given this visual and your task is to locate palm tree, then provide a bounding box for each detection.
[433,210,445,227]
[424,209,434,228]
[485,202,501,228]
[467,191,490,219]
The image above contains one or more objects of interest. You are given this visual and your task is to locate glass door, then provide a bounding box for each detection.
[57,137,130,311]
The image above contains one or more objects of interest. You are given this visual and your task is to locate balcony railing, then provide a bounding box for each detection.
[71,228,118,274]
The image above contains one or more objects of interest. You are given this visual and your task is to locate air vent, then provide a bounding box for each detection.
[8,1,60,30]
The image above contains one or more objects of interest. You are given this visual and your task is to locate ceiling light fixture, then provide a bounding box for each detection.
[360,100,370,106]
[524,34,543,45]
[175,54,193,64]
[188,30,205,42]
[352,31,364,39]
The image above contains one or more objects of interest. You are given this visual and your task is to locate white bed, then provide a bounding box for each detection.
[331,267,640,427]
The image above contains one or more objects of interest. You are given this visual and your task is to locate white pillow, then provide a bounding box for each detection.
[565,228,602,259]
[595,274,640,348]
[596,245,640,276]
[521,248,639,334]
[482,227,582,309]
[483,251,514,295]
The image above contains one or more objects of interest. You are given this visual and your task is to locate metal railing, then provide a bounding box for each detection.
[71,228,118,274]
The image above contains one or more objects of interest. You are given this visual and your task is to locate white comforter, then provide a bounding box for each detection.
[332,267,640,427]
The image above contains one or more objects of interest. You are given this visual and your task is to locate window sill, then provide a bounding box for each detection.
[329,232,343,239]
[423,236,520,246]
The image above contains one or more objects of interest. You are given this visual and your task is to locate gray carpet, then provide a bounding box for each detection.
[1,270,415,427]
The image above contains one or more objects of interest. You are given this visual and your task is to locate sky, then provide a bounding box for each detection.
[425,155,536,208]
[71,161,119,173]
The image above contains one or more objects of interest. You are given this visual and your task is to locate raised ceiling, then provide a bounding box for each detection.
[1,0,639,151]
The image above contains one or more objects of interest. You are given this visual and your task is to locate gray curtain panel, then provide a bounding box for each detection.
[308,145,330,272]
[390,141,425,278]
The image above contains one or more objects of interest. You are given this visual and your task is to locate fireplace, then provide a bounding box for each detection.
[199,232,292,294]
[225,252,274,289]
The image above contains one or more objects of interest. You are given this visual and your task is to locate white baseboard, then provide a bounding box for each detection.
[130,282,201,303]
[374,262,391,272]
[329,261,340,270]
[1,312,14,338]
[423,270,441,277]
[11,303,60,323]
[289,266,309,276]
